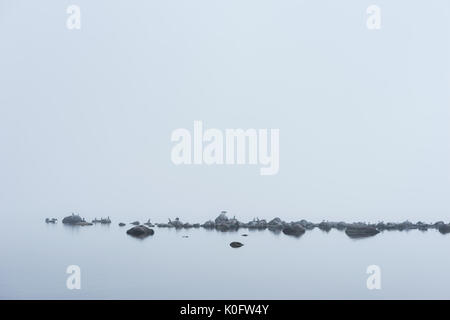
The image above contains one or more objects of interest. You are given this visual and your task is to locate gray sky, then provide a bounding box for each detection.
[0,0,449,223]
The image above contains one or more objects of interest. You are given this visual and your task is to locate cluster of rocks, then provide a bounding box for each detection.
[61,213,93,226]
[92,217,111,224]
[51,212,450,239]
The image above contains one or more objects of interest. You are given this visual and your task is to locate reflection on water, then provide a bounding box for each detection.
[1,218,450,299]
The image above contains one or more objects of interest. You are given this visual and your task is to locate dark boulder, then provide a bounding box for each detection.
[215,212,229,224]
[62,213,83,225]
[268,217,284,230]
[246,219,267,230]
[75,221,93,226]
[298,219,316,230]
[119,223,126,227]
[318,221,332,232]
[345,224,379,238]
[438,224,450,234]
[230,241,244,248]
[282,223,306,237]
[126,225,155,238]
[202,220,215,229]
[168,218,183,229]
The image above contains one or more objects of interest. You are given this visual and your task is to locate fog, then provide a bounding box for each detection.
[1,0,449,224]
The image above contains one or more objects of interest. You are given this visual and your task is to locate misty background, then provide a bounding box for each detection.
[1,0,449,224]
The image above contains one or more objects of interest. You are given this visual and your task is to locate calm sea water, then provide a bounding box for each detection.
[1,216,449,299]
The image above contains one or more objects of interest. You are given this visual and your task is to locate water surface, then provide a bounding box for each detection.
[1,217,449,299]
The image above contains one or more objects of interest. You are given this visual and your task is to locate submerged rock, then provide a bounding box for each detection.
[126,225,155,238]
[119,223,126,227]
[62,213,83,225]
[130,221,140,226]
[45,218,57,224]
[282,223,306,237]
[345,224,379,238]
[230,241,244,248]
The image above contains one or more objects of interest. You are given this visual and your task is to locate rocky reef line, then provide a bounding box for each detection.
[47,211,450,241]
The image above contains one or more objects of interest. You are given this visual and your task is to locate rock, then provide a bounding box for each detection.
[75,221,93,226]
[144,219,155,227]
[318,221,332,232]
[282,223,306,237]
[213,212,239,231]
[268,217,284,230]
[215,212,229,224]
[438,224,450,234]
[416,222,430,231]
[335,222,347,231]
[168,218,183,229]
[241,234,248,237]
[246,218,267,230]
[345,224,379,238]
[156,223,171,228]
[396,221,415,231]
[230,241,244,248]
[126,225,155,238]
[182,235,189,238]
[119,223,126,227]
[92,217,111,224]
[45,218,57,224]
[130,221,140,226]
[62,213,83,225]
[202,220,215,229]
[298,219,316,230]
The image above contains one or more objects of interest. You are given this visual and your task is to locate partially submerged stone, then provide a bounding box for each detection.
[345,224,379,238]
[126,225,155,238]
[92,217,111,224]
[438,224,450,235]
[75,221,93,226]
[62,213,83,225]
[282,223,306,237]
[230,241,244,248]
